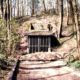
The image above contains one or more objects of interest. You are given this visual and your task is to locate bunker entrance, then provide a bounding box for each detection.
[28,31,60,53]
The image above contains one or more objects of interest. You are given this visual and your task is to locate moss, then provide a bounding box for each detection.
[68,60,80,69]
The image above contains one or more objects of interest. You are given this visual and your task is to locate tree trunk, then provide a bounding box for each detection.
[59,0,64,38]
[43,0,46,13]
[31,0,35,16]
[14,0,16,18]
[67,0,70,25]
[22,0,24,16]
[68,0,75,25]
[5,0,11,55]
[56,0,59,15]
[73,0,80,57]
[17,0,19,17]
[0,0,4,18]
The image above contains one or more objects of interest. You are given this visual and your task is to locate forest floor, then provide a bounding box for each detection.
[0,15,79,80]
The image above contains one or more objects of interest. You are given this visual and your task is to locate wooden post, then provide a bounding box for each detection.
[38,37,40,52]
[28,36,30,53]
[48,37,51,52]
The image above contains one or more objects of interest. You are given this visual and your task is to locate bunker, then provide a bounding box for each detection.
[27,31,60,53]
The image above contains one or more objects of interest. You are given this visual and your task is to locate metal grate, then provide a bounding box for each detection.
[28,36,51,53]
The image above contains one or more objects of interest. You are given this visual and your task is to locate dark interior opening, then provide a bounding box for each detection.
[28,35,60,53]
[51,36,60,47]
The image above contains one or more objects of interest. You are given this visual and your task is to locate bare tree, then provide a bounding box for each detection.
[42,0,46,13]
[67,0,74,25]
[17,0,20,17]
[0,0,4,18]
[73,0,80,57]
[56,0,59,15]
[67,0,70,25]
[68,0,80,58]
[31,0,35,16]
[22,0,24,16]
[59,0,64,38]
[4,0,11,55]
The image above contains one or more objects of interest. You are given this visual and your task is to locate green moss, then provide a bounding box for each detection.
[68,60,80,69]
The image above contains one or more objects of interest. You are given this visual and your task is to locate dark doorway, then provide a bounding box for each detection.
[28,35,60,53]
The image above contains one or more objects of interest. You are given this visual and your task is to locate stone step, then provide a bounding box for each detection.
[20,60,66,69]
[17,59,80,80]
[18,66,75,80]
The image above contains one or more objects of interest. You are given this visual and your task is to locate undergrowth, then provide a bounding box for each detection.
[67,60,80,70]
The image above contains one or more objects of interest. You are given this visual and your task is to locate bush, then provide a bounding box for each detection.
[0,17,20,57]
[72,61,80,69]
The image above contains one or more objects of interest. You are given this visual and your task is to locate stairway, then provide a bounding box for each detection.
[16,53,80,80]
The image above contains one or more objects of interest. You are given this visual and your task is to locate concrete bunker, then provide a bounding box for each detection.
[27,31,60,53]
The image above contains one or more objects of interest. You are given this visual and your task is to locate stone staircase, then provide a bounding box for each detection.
[16,52,80,80]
